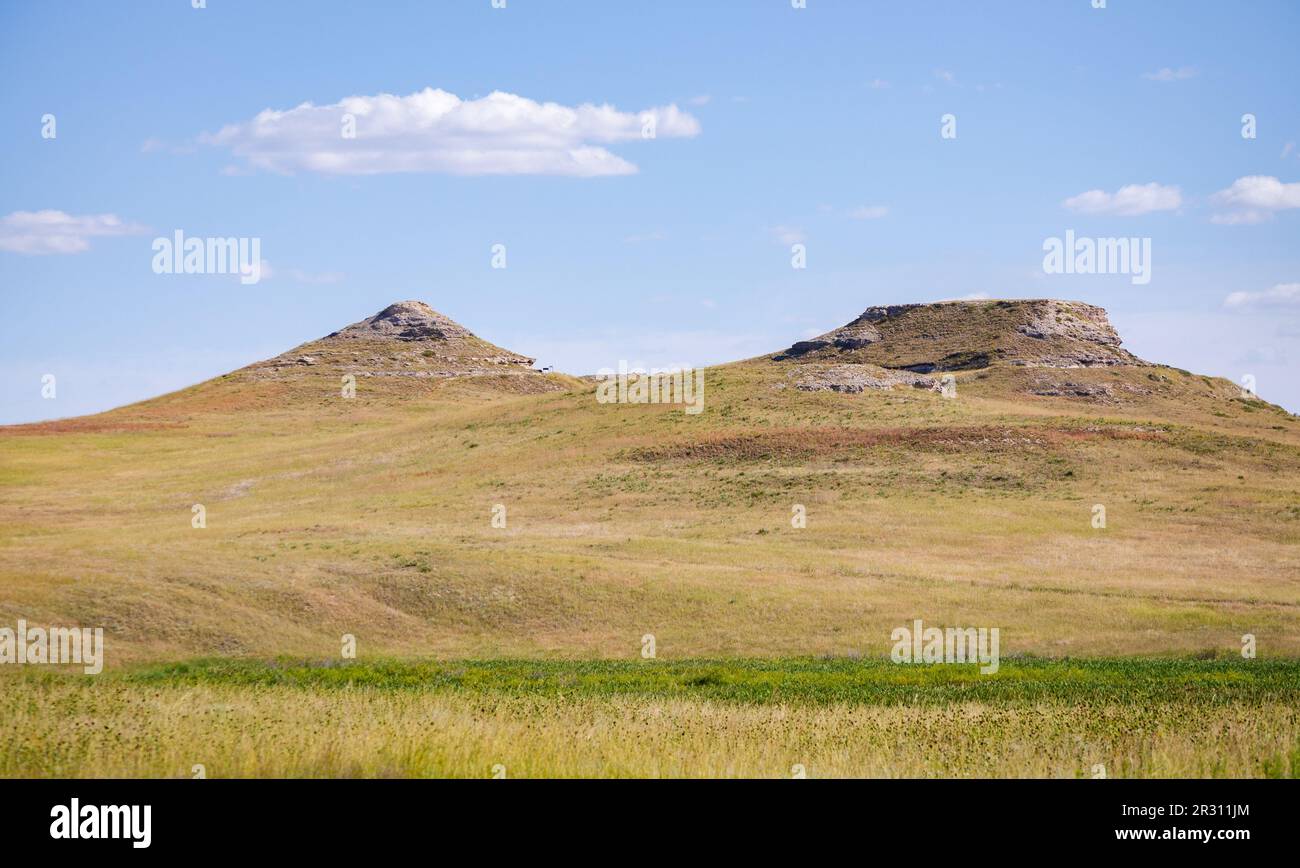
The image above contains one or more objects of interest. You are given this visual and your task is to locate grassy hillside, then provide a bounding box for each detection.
[3,299,1298,777]
[2,341,1296,664]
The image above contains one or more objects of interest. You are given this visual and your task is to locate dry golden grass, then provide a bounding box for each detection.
[1,342,1297,778]
[3,669,1295,779]
[0,357,1296,663]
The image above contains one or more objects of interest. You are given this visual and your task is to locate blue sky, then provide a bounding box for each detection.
[2,0,1298,423]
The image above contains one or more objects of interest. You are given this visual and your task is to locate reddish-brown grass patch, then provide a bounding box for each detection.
[0,417,186,437]
[626,424,1166,461]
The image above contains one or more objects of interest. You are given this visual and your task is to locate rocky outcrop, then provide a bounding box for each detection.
[1015,300,1121,346]
[241,300,553,387]
[326,301,475,344]
[774,299,1147,371]
[792,364,942,394]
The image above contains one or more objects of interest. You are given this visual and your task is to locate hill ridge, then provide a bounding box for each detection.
[231,299,561,395]
[774,299,1146,371]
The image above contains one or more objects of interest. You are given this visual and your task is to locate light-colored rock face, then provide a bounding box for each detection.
[326,301,474,343]
[775,299,1145,371]
[1014,300,1122,346]
[791,363,941,394]
[240,300,550,389]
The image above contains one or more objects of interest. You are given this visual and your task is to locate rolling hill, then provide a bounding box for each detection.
[2,298,1295,663]
[3,297,1299,777]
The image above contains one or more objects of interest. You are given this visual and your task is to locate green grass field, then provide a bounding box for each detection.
[3,658,1297,778]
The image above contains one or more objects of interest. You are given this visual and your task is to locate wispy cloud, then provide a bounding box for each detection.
[928,69,1002,92]
[1210,175,1300,224]
[687,94,712,106]
[0,210,148,255]
[1224,282,1300,309]
[623,230,667,244]
[1062,182,1182,216]
[201,87,701,178]
[1143,66,1196,82]
[770,225,805,245]
[847,205,889,220]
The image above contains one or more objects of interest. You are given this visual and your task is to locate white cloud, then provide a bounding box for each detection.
[1062,182,1182,216]
[1143,66,1196,82]
[687,94,712,106]
[1223,282,1300,309]
[200,87,701,178]
[848,205,889,220]
[1210,175,1300,224]
[0,210,148,255]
